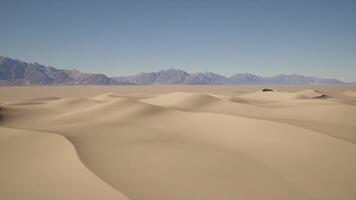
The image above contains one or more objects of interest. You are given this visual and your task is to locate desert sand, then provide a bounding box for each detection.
[0,85,356,200]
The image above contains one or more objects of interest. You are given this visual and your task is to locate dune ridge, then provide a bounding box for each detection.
[0,127,128,200]
[0,86,355,200]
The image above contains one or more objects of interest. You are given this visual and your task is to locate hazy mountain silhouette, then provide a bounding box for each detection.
[0,56,345,85]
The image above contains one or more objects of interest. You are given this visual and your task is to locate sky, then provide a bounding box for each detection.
[0,0,355,81]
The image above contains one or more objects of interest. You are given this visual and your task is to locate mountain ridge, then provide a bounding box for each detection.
[0,56,347,85]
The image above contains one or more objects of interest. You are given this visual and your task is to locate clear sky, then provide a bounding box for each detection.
[0,0,355,81]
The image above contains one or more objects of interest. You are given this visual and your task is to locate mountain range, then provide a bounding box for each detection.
[0,56,345,85]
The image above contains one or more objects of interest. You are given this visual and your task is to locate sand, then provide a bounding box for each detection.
[0,85,356,200]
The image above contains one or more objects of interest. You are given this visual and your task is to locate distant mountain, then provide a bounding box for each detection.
[229,73,265,84]
[114,70,343,85]
[265,74,343,85]
[185,72,229,84]
[112,70,230,85]
[0,56,113,85]
[0,56,346,85]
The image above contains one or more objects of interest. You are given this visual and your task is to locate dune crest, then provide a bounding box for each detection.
[235,89,327,103]
[294,89,326,99]
[142,92,222,109]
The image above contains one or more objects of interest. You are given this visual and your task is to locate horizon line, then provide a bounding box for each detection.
[1,55,354,82]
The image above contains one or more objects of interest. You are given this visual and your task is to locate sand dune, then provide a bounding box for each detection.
[142,92,222,109]
[0,127,128,200]
[144,90,356,143]
[230,89,327,104]
[342,90,356,98]
[0,86,355,200]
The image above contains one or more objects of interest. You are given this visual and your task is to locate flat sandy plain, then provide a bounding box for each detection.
[1,85,356,200]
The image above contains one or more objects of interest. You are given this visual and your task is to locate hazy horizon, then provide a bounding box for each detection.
[1,0,355,81]
[1,55,353,83]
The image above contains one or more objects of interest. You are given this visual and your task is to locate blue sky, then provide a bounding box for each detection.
[0,0,355,81]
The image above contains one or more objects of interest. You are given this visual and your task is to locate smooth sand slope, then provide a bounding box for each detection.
[0,86,356,200]
[0,127,128,200]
